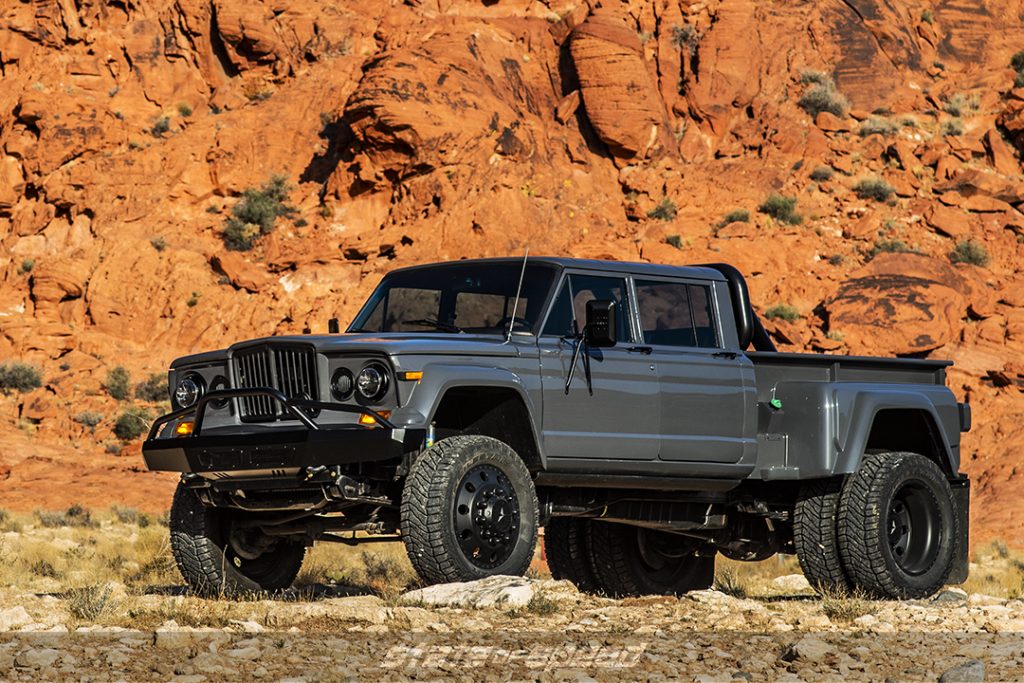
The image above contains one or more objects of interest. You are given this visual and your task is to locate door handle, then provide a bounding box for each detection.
[712,351,739,359]
[627,346,653,355]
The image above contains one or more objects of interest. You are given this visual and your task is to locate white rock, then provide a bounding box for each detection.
[154,621,193,649]
[401,575,536,608]
[967,593,1004,606]
[0,606,33,631]
[226,646,261,660]
[14,648,61,669]
[853,614,878,628]
[228,620,265,634]
[783,635,832,663]
[771,574,811,592]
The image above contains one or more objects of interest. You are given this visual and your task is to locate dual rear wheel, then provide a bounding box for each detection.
[794,451,958,599]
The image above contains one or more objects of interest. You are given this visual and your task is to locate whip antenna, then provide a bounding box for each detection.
[505,247,530,343]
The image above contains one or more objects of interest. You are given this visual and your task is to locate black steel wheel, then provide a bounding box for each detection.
[401,435,539,585]
[838,452,957,599]
[587,522,715,597]
[454,464,522,570]
[169,483,305,597]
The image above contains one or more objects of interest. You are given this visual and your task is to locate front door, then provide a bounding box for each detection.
[632,277,755,463]
[538,273,660,461]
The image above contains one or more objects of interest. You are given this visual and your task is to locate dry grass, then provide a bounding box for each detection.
[819,586,877,623]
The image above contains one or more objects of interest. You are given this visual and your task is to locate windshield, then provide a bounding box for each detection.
[349,262,559,335]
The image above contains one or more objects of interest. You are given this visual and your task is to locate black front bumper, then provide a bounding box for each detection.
[143,425,425,473]
[141,387,425,474]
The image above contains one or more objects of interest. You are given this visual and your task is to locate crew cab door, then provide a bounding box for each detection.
[537,272,660,461]
[632,277,756,464]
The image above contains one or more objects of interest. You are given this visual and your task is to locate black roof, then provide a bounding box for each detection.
[387,257,728,281]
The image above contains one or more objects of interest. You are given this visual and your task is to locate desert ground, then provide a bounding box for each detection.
[0,507,1020,681]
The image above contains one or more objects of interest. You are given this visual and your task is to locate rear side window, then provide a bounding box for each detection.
[542,274,631,341]
[635,280,718,348]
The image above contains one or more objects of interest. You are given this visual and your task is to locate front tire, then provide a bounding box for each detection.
[586,522,714,597]
[169,484,306,597]
[401,435,539,585]
[838,452,957,599]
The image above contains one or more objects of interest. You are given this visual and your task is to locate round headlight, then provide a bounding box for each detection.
[174,375,204,408]
[331,368,355,400]
[356,364,389,402]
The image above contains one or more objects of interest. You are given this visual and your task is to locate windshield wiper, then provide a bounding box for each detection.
[402,318,464,333]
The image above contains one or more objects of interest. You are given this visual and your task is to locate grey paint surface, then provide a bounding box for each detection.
[156,257,965,481]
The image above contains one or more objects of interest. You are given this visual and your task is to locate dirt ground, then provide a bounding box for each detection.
[0,509,1022,681]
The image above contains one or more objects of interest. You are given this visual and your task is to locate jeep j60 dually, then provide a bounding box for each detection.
[143,258,971,599]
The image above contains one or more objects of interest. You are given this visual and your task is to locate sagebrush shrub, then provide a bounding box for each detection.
[0,362,42,393]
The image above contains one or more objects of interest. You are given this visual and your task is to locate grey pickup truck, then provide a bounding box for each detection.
[143,258,971,600]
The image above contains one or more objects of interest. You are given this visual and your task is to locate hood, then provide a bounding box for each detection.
[170,332,526,368]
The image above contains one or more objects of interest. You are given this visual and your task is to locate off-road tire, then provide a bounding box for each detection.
[586,521,714,597]
[401,435,539,585]
[794,478,851,593]
[544,518,598,592]
[169,483,306,597]
[838,452,957,599]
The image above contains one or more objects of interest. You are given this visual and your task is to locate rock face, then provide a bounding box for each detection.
[0,0,1023,544]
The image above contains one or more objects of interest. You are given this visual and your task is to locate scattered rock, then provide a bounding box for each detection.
[0,606,33,631]
[14,647,61,669]
[771,574,811,592]
[781,635,832,663]
[932,588,969,605]
[938,660,985,683]
[401,575,538,608]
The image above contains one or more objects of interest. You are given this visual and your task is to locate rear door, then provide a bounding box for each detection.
[537,272,660,461]
[632,277,755,464]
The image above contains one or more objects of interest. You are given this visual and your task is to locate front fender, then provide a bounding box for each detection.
[388,363,545,465]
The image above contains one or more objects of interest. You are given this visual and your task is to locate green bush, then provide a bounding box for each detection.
[18,259,34,274]
[73,412,103,431]
[1017,72,1024,89]
[222,175,295,251]
[763,304,801,322]
[921,9,934,23]
[758,193,802,225]
[150,236,166,252]
[647,198,678,221]
[671,25,700,54]
[858,117,897,137]
[35,504,98,529]
[0,362,42,393]
[798,74,848,118]
[665,234,685,250]
[150,116,170,137]
[718,209,750,226]
[799,70,830,86]
[135,373,169,402]
[113,407,151,441]
[941,118,964,136]
[950,239,990,266]
[868,239,909,260]
[809,166,834,182]
[853,178,894,202]
[1012,51,1024,73]
[177,103,193,117]
[944,94,978,118]
[105,366,131,401]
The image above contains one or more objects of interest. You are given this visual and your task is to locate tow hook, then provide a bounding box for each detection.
[304,465,328,481]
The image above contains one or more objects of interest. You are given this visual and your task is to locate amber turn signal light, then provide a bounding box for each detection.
[175,421,195,436]
[397,371,423,381]
[358,410,391,426]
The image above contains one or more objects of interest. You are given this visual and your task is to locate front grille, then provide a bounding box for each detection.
[233,346,319,421]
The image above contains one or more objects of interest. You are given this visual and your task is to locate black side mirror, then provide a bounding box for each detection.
[585,299,617,347]
[328,318,340,334]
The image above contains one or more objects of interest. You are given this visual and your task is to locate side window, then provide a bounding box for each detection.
[542,274,631,341]
[635,280,719,348]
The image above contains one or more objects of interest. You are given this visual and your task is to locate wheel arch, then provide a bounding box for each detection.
[405,365,545,472]
[835,392,959,477]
